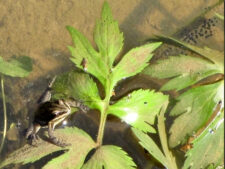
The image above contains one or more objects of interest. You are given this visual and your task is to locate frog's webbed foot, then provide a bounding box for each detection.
[49,136,71,147]
[28,134,41,146]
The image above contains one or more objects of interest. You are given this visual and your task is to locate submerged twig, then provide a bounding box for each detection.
[0,75,7,154]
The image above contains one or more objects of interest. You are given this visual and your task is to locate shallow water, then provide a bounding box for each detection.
[0,0,223,168]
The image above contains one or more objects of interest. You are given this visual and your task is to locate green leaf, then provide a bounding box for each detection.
[108,89,168,132]
[112,42,162,86]
[0,127,96,169]
[0,56,32,77]
[94,1,123,68]
[82,145,136,169]
[215,13,224,20]
[132,102,178,169]
[143,55,222,91]
[182,109,224,169]
[169,81,224,147]
[155,36,224,72]
[157,102,178,169]
[51,72,71,99]
[52,71,103,110]
[67,26,108,87]
[132,128,168,167]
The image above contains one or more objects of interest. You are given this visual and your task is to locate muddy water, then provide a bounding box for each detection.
[0,0,223,168]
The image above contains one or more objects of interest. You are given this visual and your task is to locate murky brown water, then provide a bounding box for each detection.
[0,0,223,168]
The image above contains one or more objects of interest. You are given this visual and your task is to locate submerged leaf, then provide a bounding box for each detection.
[67,26,108,87]
[169,81,224,147]
[155,36,224,72]
[182,109,224,169]
[132,128,168,167]
[108,89,168,132]
[94,1,124,68]
[52,71,103,110]
[215,13,224,20]
[0,127,96,169]
[112,42,162,86]
[0,56,32,77]
[143,55,221,91]
[82,145,136,169]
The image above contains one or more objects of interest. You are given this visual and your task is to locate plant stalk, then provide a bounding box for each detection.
[96,107,108,147]
[96,79,113,147]
[0,75,7,154]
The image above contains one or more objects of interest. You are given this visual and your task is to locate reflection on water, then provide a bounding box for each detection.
[0,0,223,168]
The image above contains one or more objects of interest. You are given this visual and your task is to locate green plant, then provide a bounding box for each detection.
[140,36,224,169]
[2,2,222,169]
[0,2,168,169]
[0,56,32,154]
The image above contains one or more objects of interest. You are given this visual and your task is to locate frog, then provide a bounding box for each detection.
[25,76,89,147]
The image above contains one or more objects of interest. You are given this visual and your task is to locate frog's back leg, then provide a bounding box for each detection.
[37,76,56,104]
[48,112,71,147]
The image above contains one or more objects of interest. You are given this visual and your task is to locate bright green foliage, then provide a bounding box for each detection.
[182,109,224,169]
[67,3,161,92]
[112,42,162,87]
[108,89,168,132]
[94,2,124,68]
[51,72,71,99]
[82,145,136,169]
[66,0,162,139]
[68,72,100,102]
[0,127,96,169]
[67,26,108,87]
[132,128,168,167]
[0,56,32,77]
[143,55,221,91]
[169,81,224,147]
[63,1,163,168]
[52,71,103,110]
[132,102,178,169]
[1,2,164,168]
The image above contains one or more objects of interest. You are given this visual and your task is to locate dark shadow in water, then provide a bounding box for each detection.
[2,150,66,169]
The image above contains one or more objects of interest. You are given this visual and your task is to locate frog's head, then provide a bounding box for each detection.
[64,99,90,113]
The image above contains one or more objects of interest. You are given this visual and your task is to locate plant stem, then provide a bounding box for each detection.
[96,79,113,147]
[96,107,108,147]
[0,75,7,154]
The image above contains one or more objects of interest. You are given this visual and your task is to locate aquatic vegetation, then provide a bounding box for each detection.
[215,12,224,20]
[0,56,32,154]
[1,1,223,169]
[0,2,167,169]
[141,36,224,168]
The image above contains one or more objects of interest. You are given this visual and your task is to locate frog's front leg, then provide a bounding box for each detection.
[48,113,71,147]
[26,123,41,145]
[37,76,56,104]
